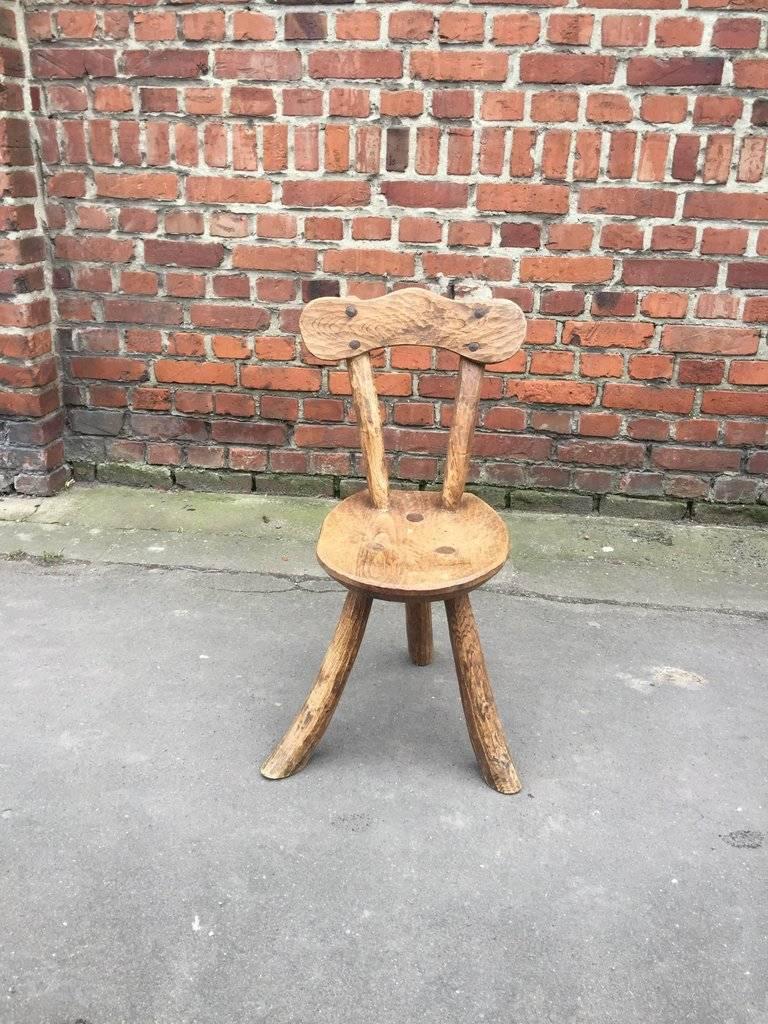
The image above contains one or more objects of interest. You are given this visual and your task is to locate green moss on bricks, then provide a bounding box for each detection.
[174,469,252,493]
[508,489,594,515]
[693,503,768,527]
[97,463,173,490]
[71,461,96,482]
[466,484,507,509]
[252,474,335,497]
[601,495,688,522]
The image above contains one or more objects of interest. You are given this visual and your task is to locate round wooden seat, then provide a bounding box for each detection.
[316,489,509,601]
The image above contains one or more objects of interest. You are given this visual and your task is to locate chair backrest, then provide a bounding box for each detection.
[300,287,526,512]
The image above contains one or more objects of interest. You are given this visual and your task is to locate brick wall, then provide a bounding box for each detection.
[0,0,65,495]
[4,0,768,506]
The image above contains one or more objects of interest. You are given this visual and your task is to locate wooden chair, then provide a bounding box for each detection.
[261,287,527,793]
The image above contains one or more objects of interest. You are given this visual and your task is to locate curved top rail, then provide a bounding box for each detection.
[300,287,526,365]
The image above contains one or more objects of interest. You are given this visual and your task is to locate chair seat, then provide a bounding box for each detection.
[316,489,509,601]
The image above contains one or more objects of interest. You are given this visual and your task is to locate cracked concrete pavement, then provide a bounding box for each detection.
[0,484,766,1024]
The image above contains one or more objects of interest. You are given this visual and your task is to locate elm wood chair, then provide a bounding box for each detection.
[261,287,527,794]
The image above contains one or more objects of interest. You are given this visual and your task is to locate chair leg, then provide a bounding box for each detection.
[261,589,373,780]
[405,600,433,666]
[444,593,521,795]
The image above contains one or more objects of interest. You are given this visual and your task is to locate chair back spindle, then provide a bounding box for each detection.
[347,352,389,510]
[442,357,484,511]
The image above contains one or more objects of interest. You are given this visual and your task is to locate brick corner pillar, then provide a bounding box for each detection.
[0,0,66,497]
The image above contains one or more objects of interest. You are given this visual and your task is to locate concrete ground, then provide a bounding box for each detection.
[0,484,766,1024]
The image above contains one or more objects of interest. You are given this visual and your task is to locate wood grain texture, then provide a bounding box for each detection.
[261,589,373,780]
[348,352,389,510]
[442,357,484,511]
[445,593,521,795]
[316,489,509,601]
[300,287,526,365]
[405,601,433,666]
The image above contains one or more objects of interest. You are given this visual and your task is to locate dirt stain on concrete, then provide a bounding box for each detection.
[721,830,764,849]
[618,666,708,693]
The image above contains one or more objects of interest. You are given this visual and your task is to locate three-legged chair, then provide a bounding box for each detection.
[261,288,527,793]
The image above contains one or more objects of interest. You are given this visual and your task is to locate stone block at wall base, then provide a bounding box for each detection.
[42,462,768,528]
[12,465,70,497]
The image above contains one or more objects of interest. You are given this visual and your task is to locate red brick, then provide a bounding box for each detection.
[713,17,760,49]
[628,57,724,86]
[439,12,485,42]
[233,11,275,41]
[629,354,674,380]
[734,60,768,89]
[728,361,768,386]
[579,187,676,217]
[389,11,434,41]
[581,354,624,378]
[601,15,649,46]
[684,192,768,221]
[531,92,579,122]
[144,240,224,269]
[492,14,540,44]
[380,91,423,117]
[558,440,644,467]
[701,228,748,255]
[652,447,740,472]
[623,260,718,288]
[216,49,301,81]
[184,11,225,41]
[521,54,615,84]
[655,17,703,46]
[587,94,632,124]
[738,138,767,184]
[284,180,370,208]
[579,412,622,436]
[382,181,468,209]
[337,11,380,41]
[310,50,402,80]
[694,97,743,128]
[481,92,524,121]
[284,12,325,40]
[541,291,585,316]
[411,51,507,82]
[727,263,768,289]
[70,357,147,383]
[125,50,208,79]
[651,226,696,252]
[241,367,321,393]
[477,184,568,214]
[678,359,725,385]
[592,292,637,317]
[637,134,670,181]
[701,392,768,417]
[155,361,235,386]
[520,256,614,284]
[604,384,694,414]
[95,172,177,201]
[324,249,414,277]
[641,95,688,124]
[506,380,597,405]
[563,322,654,348]
[548,14,594,44]
[190,305,269,331]
[696,295,740,321]
[32,48,115,79]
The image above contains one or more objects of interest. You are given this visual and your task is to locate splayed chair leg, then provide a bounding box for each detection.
[445,593,521,795]
[405,600,433,666]
[261,589,373,779]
